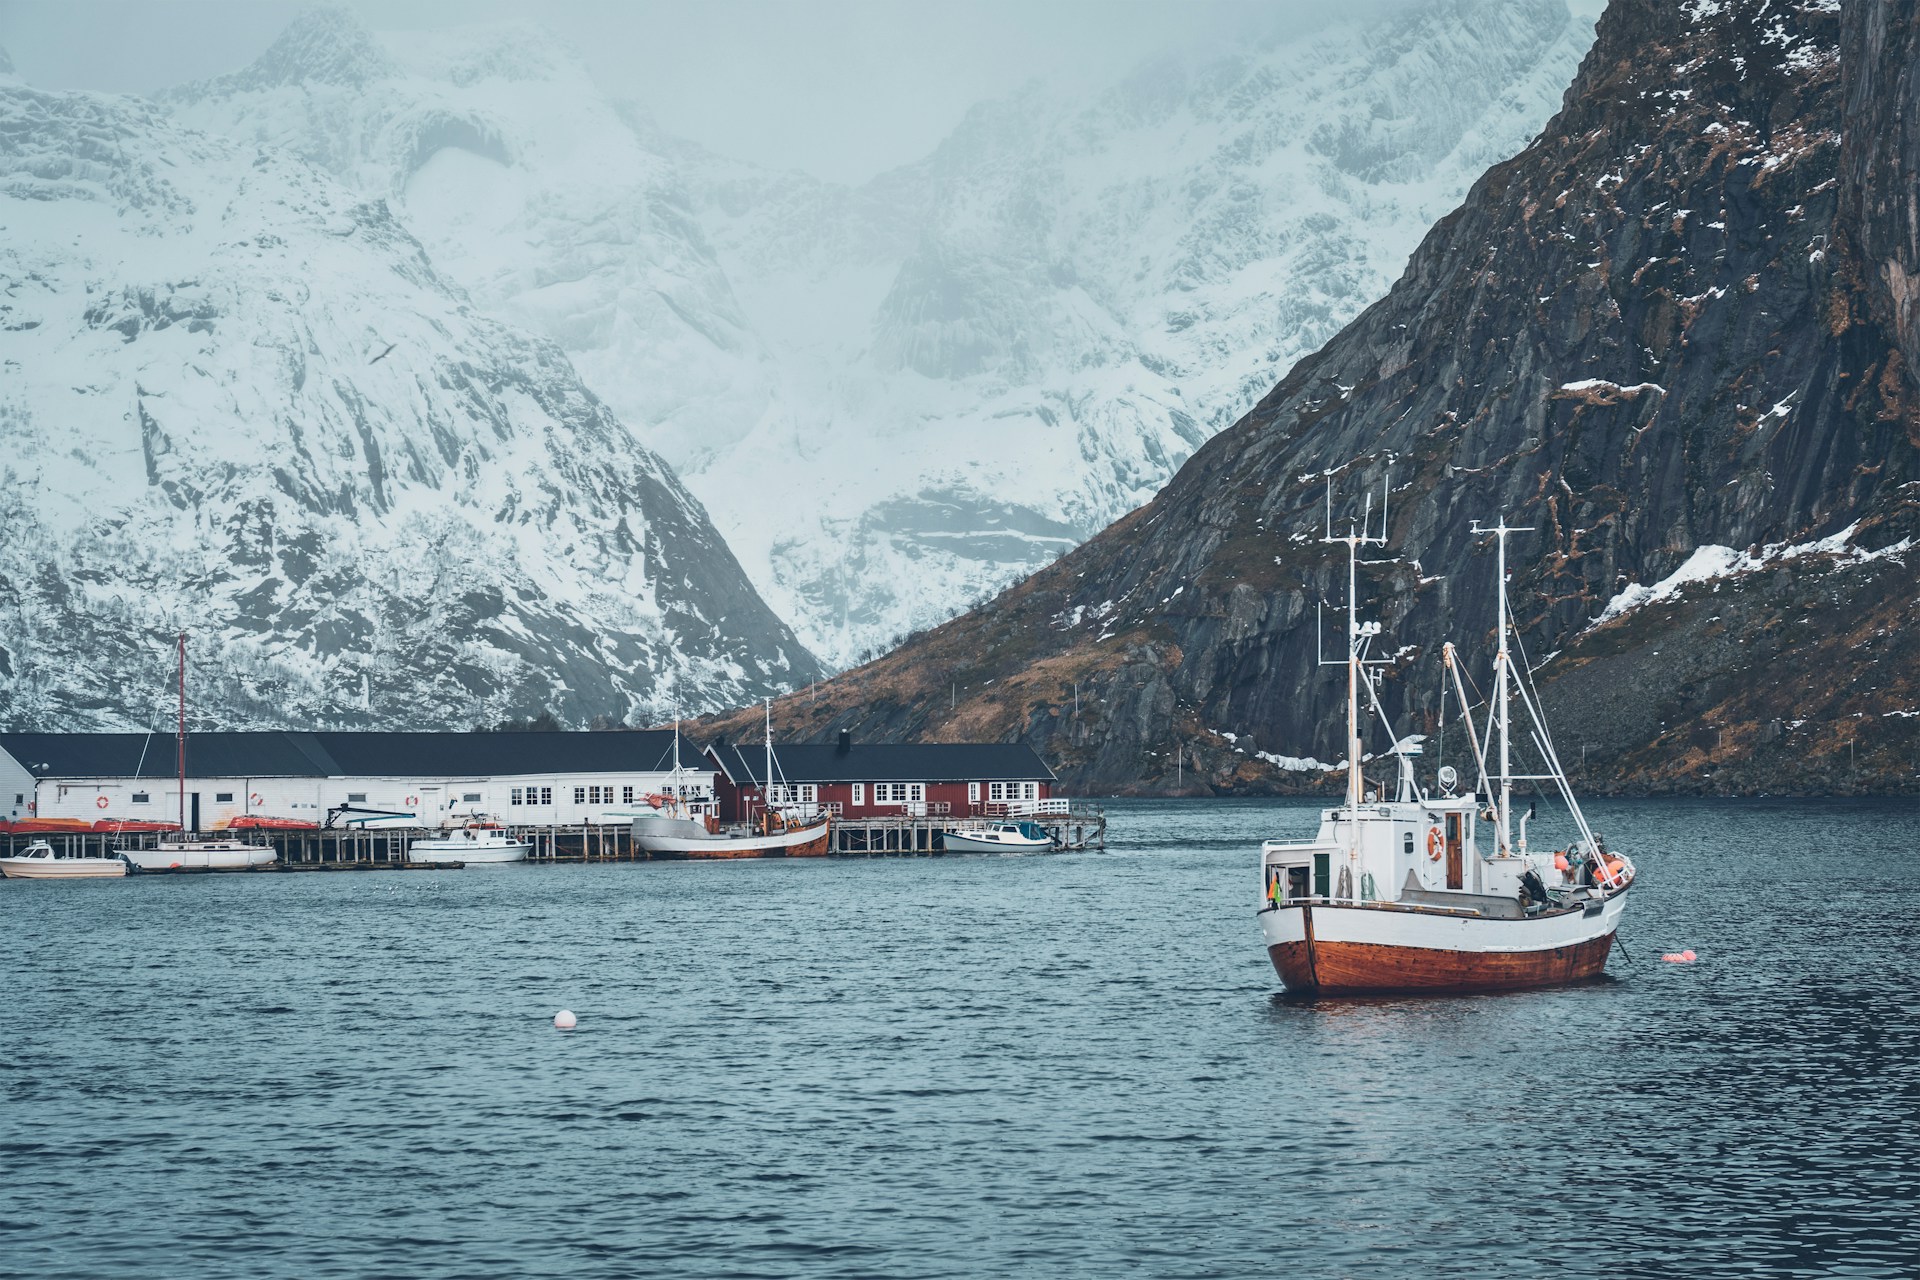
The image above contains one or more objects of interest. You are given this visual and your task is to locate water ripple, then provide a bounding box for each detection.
[2,797,1916,1276]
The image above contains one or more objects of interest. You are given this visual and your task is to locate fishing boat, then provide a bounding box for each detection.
[941,820,1054,854]
[408,824,531,864]
[124,837,276,872]
[631,810,833,858]
[0,840,131,879]
[1256,490,1635,995]
[630,702,832,858]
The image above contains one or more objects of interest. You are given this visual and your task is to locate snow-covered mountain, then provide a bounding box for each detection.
[0,67,818,731]
[164,1,1592,669]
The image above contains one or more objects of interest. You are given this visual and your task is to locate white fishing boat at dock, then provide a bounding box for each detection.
[0,840,131,879]
[940,820,1055,854]
[408,824,532,864]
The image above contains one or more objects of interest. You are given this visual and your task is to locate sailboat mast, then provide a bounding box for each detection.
[764,697,773,821]
[176,631,186,834]
[1346,529,1363,819]
[1495,525,1512,852]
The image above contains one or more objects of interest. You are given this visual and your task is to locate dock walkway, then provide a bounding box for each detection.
[0,806,1106,870]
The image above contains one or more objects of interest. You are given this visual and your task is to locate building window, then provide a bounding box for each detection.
[131,792,149,804]
[348,792,367,803]
[573,787,586,805]
[872,783,924,805]
[540,787,553,806]
[968,782,980,802]
[989,782,1035,802]
[851,783,864,805]
[511,787,523,806]
[622,786,635,804]
[768,784,817,805]
[215,792,234,802]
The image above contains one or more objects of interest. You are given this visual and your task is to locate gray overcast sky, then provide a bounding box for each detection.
[0,0,1603,184]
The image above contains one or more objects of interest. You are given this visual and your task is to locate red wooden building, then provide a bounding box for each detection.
[705,733,1057,822]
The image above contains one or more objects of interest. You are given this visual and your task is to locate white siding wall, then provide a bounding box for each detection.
[26,769,712,828]
[0,748,36,822]
[33,777,325,827]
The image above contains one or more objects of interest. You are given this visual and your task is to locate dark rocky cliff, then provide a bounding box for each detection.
[704,0,1920,796]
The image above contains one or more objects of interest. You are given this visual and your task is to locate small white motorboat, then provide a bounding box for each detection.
[942,821,1055,854]
[408,824,531,864]
[124,838,277,872]
[0,840,131,879]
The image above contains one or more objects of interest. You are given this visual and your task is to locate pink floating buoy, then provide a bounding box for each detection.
[1661,950,1697,964]
[553,1009,577,1030]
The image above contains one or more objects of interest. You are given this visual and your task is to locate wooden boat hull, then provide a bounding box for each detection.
[1261,892,1627,994]
[635,820,832,859]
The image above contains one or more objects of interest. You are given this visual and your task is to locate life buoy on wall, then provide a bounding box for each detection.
[1426,826,1443,861]
[405,795,419,807]
[249,792,264,807]
[96,795,110,809]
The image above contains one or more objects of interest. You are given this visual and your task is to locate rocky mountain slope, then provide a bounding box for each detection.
[0,67,818,731]
[166,2,1594,668]
[706,0,1920,796]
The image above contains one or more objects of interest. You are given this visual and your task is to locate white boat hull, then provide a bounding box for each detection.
[940,831,1053,854]
[1258,888,1629,993]
[125,845,276,871]
[0,856,129,879]
[408,841,531,864]
[632,818,831,858]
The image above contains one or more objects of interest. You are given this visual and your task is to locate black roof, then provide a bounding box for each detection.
[707,741,1056,785]
[0,731,683,779]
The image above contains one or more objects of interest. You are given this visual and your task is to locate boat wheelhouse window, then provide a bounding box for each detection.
[132,792,149,804]
[573,787,586,804]
[216,792,234,803]
[348,793,367,803]
[1404,833,1415,856]
[622,786,635,804]
[462,792,481,803]
[540,787,553,805]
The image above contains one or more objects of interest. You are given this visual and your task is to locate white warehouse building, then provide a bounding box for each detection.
[0,730,710,831]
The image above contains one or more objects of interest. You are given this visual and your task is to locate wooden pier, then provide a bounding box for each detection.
[0,805,1105,871]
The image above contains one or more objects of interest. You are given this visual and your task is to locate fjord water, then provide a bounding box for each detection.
[4,799,1916,1278]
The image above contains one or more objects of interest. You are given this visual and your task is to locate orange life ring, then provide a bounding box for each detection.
[1426,826,1443,861]
[96,796,110,809]
[249,792,263,807]
[405,795,419,806]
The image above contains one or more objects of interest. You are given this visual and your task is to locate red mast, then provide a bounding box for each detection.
[177,631,186,834]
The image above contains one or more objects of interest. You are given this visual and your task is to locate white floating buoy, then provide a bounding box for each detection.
[553,1009,577,1030]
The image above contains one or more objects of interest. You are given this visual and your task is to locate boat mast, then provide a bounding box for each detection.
[1322,475,1388,894]
[176,631,186,834]
[763,697,773,825]
[1472,518,1532,855]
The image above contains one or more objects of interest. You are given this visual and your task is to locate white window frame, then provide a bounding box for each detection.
[851,783,865,805]
[968,782,981,802]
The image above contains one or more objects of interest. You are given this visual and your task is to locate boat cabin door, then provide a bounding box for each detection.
[1444,813,1463,890]
[190,792,201,835]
